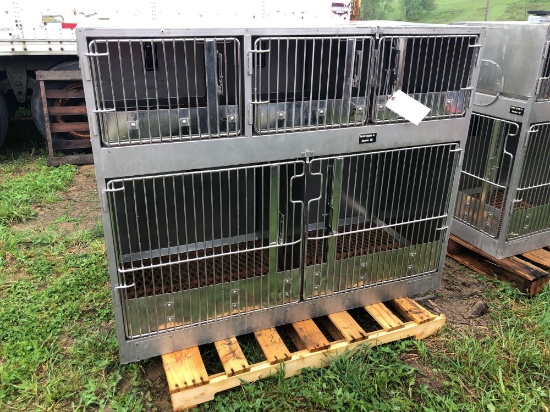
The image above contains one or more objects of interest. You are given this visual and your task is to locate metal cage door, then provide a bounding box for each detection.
[250,36,374,133]
[508,122,550,239]
[372,35,481,123]
[303,144,461,299]
[105,161,305,340]
[87,37,243,146]
[454,114,519,237]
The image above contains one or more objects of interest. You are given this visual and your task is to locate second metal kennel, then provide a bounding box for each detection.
[452,21,550,259]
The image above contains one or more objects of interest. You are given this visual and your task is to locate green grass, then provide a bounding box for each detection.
[381,0,550,23]
[1,119,549,411]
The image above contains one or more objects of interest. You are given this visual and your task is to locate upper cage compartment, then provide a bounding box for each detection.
[250,36,375,133]
[87,37,242,146]
[372,35,480,123]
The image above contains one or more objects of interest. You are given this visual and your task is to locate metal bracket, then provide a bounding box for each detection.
[179,117,190,128]
[247,48,271,74]
[469,43,483,66]
[6,64,28,103]
[301,150,314,163]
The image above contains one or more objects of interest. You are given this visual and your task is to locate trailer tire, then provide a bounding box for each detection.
[31,60,88,141]
[0,93,8,149]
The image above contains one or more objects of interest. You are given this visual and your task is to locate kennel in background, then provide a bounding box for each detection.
[452,22,550,259]
[77,22,484,363]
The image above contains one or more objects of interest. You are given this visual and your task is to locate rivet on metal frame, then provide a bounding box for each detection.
[179,118,190,127]
[284,278,291,284]
[317,108,325,117]
[277,111,286,120]
[360,262,367,268]
[232,289,239,295]
[165,302,173,308]
[407,265,413,270]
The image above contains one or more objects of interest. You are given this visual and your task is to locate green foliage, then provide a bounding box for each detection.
[400,0,436,21]
[384,0,550,23]
[361,0,393,20]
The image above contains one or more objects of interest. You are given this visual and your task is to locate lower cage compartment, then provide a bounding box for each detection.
[107,143,459,361]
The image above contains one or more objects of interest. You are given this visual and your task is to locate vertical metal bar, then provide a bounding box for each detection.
[340,38,355,125]
[269,165,280,299]
[205,39,220,137]
[327,158,344,291]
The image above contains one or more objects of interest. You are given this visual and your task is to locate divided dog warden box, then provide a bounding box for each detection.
[76,22,484,363]
[452,21,550,259]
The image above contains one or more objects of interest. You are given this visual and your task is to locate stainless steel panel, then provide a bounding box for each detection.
[458,22,549,99]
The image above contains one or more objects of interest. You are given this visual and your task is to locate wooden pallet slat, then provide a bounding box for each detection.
[327,311,367,343]
[447,235,550,296]
[522,249,550,270]
[45,89,86,99]
[48,106,88,116]
[392,297,436,325]
[50,122,90,133]
[214,337,250,376]
[254,328,291,365]
[289,319,330,352]
[162,346,209,393]
[164,299,445,411]
[36,70,82,81]
[365,302,404,331]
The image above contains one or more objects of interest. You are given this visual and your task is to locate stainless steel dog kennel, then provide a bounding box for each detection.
[77,22,484,363]
[452,22,550,259]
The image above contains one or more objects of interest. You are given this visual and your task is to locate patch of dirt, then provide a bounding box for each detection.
[428,258,495,336]
[400,257,497,395]
[142,358,172,411]
[14,164,100,235]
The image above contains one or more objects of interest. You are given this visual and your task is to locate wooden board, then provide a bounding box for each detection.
[447,235,550,297]
[289,319,330,352]
[36,70,82,81]
[162,347,209,393]
[365,302,404,331]
[50,122,90,133]
[254,328,291,364]
[327,311,367,343]
[520,249,550,270]
[214,337,250,377]
[162,299,445,411]
[392,297,436,325]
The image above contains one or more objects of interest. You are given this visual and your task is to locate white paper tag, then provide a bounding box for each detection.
[385,90,431,125]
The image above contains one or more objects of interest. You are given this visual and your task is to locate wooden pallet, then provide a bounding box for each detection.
[447,235,550,297]
[36,70,93,167]
[161,297,445,410]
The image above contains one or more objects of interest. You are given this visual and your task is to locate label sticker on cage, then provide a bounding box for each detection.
[359,133,377,144]
[385,90,431,125]
[509,105,524,116]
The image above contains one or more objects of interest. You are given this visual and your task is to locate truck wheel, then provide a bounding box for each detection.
[31,60,89,140]
[0,93,8,148]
